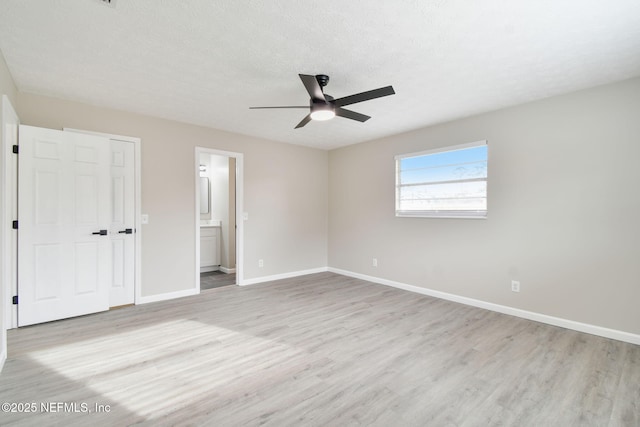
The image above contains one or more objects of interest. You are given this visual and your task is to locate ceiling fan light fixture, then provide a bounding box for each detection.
[310,103,335,121]
[310,109,335,121]
[250,74,394,128]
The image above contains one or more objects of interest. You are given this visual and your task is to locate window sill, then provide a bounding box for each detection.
[396,213,487,220]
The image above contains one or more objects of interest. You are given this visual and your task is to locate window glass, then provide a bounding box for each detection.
[395,141,488,218]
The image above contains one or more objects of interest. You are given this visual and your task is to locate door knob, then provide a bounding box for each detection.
[92,230,108,236]
[118,228,133,234]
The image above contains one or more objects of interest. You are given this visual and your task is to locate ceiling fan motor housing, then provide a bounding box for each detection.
[310,94,334,107]
[315,74,330,87]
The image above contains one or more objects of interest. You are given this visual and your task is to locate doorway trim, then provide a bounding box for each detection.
[195,147,244,289]
[1,95,19,348]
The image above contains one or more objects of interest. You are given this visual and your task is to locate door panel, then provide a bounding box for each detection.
[18,125,111,326]
[35,170,59,224]
[112,176,125,223]
[74,241,100,294]
[34,244,61,300]
[75,174,99,223]
[108,140,135,306]
[111,240,125,288]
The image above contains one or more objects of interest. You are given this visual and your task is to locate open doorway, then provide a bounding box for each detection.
[195,147,243,291]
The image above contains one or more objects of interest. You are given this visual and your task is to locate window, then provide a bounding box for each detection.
[395,140,488,218]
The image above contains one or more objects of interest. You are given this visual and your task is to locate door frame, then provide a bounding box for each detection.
[1,95,19,346]
[64,128,142,306]
[195,147,244,288]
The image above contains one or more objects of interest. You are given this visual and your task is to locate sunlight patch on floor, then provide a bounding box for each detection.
[29,319,303,420]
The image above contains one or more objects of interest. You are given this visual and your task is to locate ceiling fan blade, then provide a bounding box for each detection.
[299,74,326,102]
[335,107,371,122]
[295,114,312,129]
[334,86,395,107]
[249,106,308,109]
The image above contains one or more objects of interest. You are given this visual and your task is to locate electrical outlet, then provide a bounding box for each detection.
[511,280,520,292]
[372,258,378,267]
[258,259,264,268]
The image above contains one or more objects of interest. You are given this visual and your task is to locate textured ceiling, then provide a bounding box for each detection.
[0,0,639,150]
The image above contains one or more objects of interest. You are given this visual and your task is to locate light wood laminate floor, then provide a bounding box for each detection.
[1,272,638,426]
[200,271,236,290]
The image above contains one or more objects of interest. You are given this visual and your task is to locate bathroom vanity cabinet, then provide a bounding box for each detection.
[200,224,221,272]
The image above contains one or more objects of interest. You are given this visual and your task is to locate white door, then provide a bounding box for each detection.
[108,140,135,306]
[18,125,111,326]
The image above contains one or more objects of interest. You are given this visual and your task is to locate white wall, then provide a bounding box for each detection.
[328,77,640,336]
[0,53,16,107]
[16,92,329,297]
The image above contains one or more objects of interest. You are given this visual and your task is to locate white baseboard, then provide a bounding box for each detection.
[220,267,236,274]
[328,267,640,346]
[0,349,5,373]
[137,287,199,304]
[240,267,328,286]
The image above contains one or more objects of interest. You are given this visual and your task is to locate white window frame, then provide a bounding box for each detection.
[395,140,488,219]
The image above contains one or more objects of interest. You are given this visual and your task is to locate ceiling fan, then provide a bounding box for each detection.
[250,74,395,129]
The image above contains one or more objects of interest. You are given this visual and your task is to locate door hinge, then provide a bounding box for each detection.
[12,145,19,154]
[12,220,18,230]
[12,295,18,305]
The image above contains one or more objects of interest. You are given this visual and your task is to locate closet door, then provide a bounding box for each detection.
[18,125,111,326]
[108,140,135,306]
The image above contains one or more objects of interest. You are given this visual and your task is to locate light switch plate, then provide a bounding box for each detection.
[141,214,149,224]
